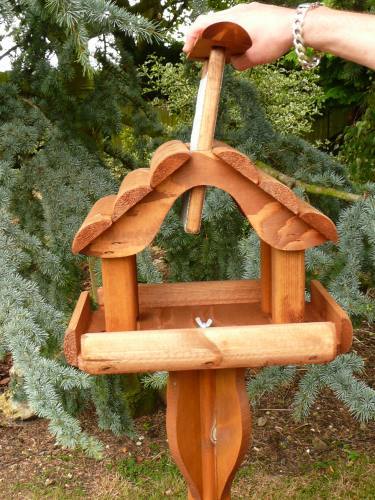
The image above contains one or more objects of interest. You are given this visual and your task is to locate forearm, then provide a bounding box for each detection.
[304,6,375,70]
[184,3,375,70]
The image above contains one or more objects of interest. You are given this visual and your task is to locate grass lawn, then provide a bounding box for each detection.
[6,450,375,499]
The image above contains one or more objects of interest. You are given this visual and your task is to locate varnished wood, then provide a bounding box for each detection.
[138,279,261,308]
[64,33,349,498]
[112,168,152,222]
[310,280,353,353]
[260,241,272,314]
[167,369,251,500]
[167,371,203,499]
[183,22,252,235]
[149,140,191,187]
[79,321,338,374]
[189,52,225,151]
[212,145,259,184]
[298,201,338,242]
[272,249,305,324]
[72,195,115,254]
[72,145,338,255]
[258,170,299,214]
[65,280,351,369]
[215,369,250,499]
[187,22,252,61]
[183,49,226,234]
[81,152,336,257]
[199,370,216,498]
[63,291,91,366]
[138,301,270,331]
[183,185,207,234]
[101,256,138,331]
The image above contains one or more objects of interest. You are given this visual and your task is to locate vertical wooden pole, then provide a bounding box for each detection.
[102,255,138,331]
[260,240,272,315]
[271,249,305,324]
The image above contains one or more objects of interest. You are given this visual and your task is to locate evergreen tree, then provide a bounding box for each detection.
[0,0,161,454]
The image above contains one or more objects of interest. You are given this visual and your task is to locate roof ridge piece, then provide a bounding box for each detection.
[72,144,338,255]
[149,140,191,187]
[72,195,116,254]
[112,168,152,222]
[212,144,259,185]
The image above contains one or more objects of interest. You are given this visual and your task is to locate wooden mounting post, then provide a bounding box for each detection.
[182,48,226,234]
[271,249,305,324]
[167,368,250,499]
[101,256,138,331]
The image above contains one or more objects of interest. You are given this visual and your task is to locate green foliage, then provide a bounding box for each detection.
[293,353,375,422]
[325,0,375,11]
[241,64,324,135]
[339,84,375,184]
[141,55,324,137]
[7,0,161,74]
[142,371,168,391]
[247,366,297,402]
[116,454,180,485]
[0,82,115,457]
[0,0,163,454]
[140,55,198,130]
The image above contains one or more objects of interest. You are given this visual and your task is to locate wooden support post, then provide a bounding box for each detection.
[260,240,272,315]
[101,256,138,331]
[167,369,250,499]
[271,249,305,324]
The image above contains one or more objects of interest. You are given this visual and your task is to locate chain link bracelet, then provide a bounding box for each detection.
[293,3,322,69]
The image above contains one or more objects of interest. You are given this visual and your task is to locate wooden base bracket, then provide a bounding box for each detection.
[166,368,251,499]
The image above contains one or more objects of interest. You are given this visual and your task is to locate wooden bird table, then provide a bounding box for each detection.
[64,23,353,500]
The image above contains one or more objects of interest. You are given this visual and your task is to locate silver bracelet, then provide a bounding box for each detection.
[293,3,322,70]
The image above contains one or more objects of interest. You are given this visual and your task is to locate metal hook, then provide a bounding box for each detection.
[195,317,213,328]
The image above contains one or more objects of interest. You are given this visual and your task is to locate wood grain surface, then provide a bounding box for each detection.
[78,151,336,257]
[63,291,91,366]
[72,195,115,254]
[260,241,272,315]
[167,368,251,499]
[310,280,353,353]
[182,48,226,234]
[113,169,152,222]
[101,256,138,331]
[78,321,338,373]
[271,249,305,324]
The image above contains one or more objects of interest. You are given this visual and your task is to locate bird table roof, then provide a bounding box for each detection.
[72,140,337,257]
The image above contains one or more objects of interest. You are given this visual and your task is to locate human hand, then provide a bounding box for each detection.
[183,2,295,70]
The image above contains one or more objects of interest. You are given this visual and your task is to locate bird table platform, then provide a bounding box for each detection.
[64,140,352,500]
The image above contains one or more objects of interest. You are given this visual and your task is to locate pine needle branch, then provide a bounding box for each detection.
[255,160,362,202]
